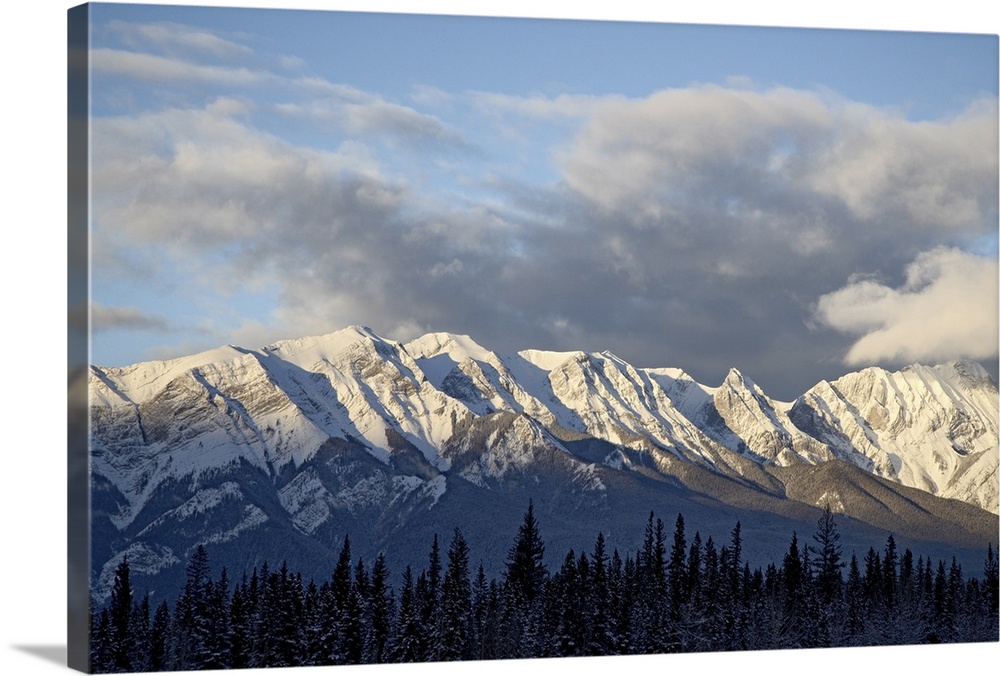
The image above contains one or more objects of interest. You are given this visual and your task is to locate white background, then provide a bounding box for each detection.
[1,1,997,674]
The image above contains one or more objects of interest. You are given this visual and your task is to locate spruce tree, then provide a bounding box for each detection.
[300,579,322,666]
[552,549,586,656]
[256,564,283,667]
[149,600,170,672]
[729,521,742,600]
[227,576,252,669]
[779,533,804,648]
[421,533,442,653]
[342,559,368,664]
[883,535,898,609]
[668,514,688,624]
[699,536,721,650]
[366,553,392,664]
[687,531,703,609]
[332,535,353,611]
[947,557,965,639]
[246,565,265,668]
[417,535,443,659]
[844,554,865,644]
[863,548,883,607]
[91,607,113,673]
[108,557,133,672]
[504,500,547,605]
[984,544,999,612]
[811,505,843,605]
[933,559,953,642]
[470,563,492,660]
[175,544,213,670]
[389,566,422,663]
[427,534,442,606]
[128,591,151,672]
[413,571,432,659]
[608,548,631,655]
[716,545,735,649]
[501,501,548,658]
[587,532,613,655]
[327,535,353,664]
[203,567,231,669]
[482,577,504,660]
[437,528,473,660]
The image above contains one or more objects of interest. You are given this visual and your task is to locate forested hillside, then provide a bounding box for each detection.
[89,503,999,673]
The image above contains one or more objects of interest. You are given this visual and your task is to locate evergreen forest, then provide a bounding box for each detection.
[89,503,1000,673]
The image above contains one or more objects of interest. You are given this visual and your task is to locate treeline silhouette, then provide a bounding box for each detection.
[89,503,1000,673]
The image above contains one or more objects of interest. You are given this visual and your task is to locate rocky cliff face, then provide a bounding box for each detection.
[788,361,998,512]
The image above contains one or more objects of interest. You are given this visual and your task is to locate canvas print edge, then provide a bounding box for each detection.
[67,1,1000,674]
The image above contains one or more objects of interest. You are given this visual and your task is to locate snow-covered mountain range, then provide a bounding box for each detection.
[88,326,999,600]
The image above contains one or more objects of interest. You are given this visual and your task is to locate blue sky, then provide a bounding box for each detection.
[91,3,997,117]
[85,1,999,398]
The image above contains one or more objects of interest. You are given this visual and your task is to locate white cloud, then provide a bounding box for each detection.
[272,95,467,151]
[815,247,999,366]
[804,102,999,230]
[91,48,264,86]
[558,85,831,216]
[470,91,611,120]
[92,37,463,151]
[107,20,256,61]
[342,101,461,147]
[557,85,998,232]
[91,98,391,249]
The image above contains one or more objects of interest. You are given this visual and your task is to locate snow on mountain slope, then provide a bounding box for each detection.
[407,339,719,466]
[263,327,463,469]
[405,331,495,388]
[789,361,999,512]
[704,367,832,466]
[90,327,460,529]
[91,348,341,525]
[91,328,1000,524]
[92,344,248,404]
[405,333,998,512]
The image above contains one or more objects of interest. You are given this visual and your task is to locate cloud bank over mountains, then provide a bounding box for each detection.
[88,11,999,399]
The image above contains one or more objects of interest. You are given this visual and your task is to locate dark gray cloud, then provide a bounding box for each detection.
[91,303,170,333]
[92,79,998,399]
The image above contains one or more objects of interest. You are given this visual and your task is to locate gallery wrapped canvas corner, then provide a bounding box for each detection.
[68,2,1000,674]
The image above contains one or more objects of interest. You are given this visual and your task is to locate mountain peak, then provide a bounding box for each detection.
[406,331,491,362]
[264,325,392,360]
[94,343,249,403]
[326,324,385,344]
[846,359,996,396]
[517,348,587,371]
[598,349,628,366]
[943,358,995,388]
[723,366,751,388]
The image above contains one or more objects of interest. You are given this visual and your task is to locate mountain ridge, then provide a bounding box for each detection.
[88,326,999,601]
[92,325,999,513]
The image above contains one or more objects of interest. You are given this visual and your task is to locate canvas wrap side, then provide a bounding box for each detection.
[68,3,92,673]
